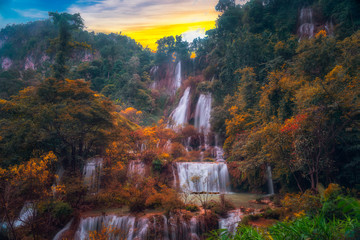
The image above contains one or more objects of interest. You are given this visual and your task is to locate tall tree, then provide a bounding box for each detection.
[49,12,84,80]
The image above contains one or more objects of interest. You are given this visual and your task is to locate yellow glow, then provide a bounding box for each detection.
[190,52,196,59]
[122,21,216,50]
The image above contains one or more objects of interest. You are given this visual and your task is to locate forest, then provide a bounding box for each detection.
[0,0,359,239]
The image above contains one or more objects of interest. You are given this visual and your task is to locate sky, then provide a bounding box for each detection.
[0,0,247,49]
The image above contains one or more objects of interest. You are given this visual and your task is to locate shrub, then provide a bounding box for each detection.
[185,204,199,212]
[281,189,321,216]
[321,184,360,221]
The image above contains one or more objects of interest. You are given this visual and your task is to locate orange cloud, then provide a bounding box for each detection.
[69,0,220,50]
[123,21,216,49]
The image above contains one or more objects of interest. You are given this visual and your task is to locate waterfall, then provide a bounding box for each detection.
[266,165,274,195]
[169,87,191,127]
[83,157,103,192]
[194,94,212,135]
[53,219,73,240]
[128,160,146,178]
[162,215,169,240]
[299,8,314,39]
[176,162,231,193]
[65,214,204,240]
[14,202,35,227]
[74,215,137,240]
[173,61,182,92]
[219,209,242,234]
[325,20,334,36]
[169,213,203,240]
[214,135,225,162]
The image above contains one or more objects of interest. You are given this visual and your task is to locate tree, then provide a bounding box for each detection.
[49,12,85,80]
[0,78,115,169]
[215,0,235,12]
[0,152,59,240]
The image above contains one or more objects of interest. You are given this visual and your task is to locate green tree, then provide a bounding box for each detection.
[49,12,85,80]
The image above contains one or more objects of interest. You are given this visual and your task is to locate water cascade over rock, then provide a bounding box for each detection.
[83,157,103,193]
[128,160,146,178]
[194,93,212,135]
[173,61,182,93]
[74,215,137,240]
[299,7,314,39]
[53,214,205,240]
[176,162,231,193]
[53,219,73,240]
[218,210,242,234]
[169,87,191,127]
[14,202,35,227]
[266,165,274,195]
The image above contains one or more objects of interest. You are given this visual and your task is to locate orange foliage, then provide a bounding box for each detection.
[280,113,308,134]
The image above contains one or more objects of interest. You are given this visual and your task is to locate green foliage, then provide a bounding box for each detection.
[38,200,73,224]
[185,204,199,212]
[49,12,85,80]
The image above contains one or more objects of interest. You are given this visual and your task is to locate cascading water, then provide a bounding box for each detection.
[173,61,182,91]
[53,214,205,240]
[53,219,73,240]
[14,202,35,227]
[299,7,314,39]
[214,135,225,162]
[266,165,274,195]
[83,157,103,192]
[74,215,137,240]
[128,160,146,178]
[194,94,212,135]
[169,87,191,127]
[176,162,231,193]
[219,209,242,234]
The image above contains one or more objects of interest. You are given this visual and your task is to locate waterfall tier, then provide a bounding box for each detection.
[169,87,191,127]
[83,157,103,192]
[219,209,242,234]
[128,160,146,178]
[55,214,204,240]
[299,8,314,39]
[176,162,231,193]
[194,94,212,135]
[173,61,182,92]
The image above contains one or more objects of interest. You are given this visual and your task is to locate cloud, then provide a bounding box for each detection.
[67,0,220,48]
[182,28,206,42]
[13,8,49,19]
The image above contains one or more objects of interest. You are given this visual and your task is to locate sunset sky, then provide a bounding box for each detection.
[0,0,247,49]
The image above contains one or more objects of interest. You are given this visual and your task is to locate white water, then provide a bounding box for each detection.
[83,157,103,192]
[169,87,191,127]
[219,209,242,234]
[173,61,182,92]
[176,162,231,193]
[14,202,34,227]
[194,94,212,135]
[74,215,137,240]
[128,160,146,178]
[214,135,225,162]
[299,8,314,39]
[53,219,73,240]
[266,165,274,195]
[66,214,203,240]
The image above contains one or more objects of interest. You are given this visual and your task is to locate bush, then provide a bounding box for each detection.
[321,184,360,221]
[281,189,321,216]
[185,204,199,212]
[38,200,73,224]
